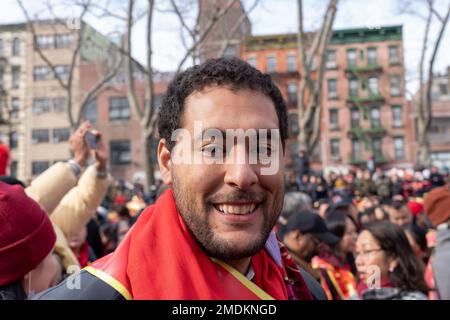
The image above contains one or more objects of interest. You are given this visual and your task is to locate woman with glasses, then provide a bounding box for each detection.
[354,221,428,300]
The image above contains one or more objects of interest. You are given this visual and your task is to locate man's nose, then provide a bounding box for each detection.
[224,160,258,190]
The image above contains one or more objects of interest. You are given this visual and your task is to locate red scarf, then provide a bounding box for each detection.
[88,189,311,300]
[76,241,90,268]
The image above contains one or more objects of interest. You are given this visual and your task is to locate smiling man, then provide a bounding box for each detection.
[37,58,313,300]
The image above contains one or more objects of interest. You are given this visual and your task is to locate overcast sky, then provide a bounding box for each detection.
[1,0,449,95]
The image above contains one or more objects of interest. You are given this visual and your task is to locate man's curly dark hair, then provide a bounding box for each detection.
[158,57,288,151]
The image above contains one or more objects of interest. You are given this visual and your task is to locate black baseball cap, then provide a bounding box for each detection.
[278,210,340,245]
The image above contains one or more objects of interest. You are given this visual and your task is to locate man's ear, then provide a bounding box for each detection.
[157,139,172,185]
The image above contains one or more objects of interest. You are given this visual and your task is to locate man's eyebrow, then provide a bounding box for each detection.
[194,128,279,141]
[194,128,226,140]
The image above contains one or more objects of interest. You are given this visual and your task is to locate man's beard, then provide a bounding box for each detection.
[172,175,283,261]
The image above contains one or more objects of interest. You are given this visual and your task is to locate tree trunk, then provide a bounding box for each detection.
[144,133,155,187]
[418,118,431,167]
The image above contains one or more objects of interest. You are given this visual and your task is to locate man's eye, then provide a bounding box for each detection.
[202,145,223,157]
[257,145,272,156]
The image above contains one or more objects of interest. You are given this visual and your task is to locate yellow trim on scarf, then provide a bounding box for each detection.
[211,258,275,300]
[84,266,133,300]
[326,270,345,300]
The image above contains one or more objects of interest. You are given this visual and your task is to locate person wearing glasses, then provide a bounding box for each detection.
[354,221,428,300]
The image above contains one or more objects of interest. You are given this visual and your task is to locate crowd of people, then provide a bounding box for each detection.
[0,57,449,300]
[280,166,450,299]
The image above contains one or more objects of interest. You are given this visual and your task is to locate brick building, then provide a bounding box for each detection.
[0,20,165,184]
[241,26,415,172]
[411,66,450,170]
[89,68,171,183]
[198,0,251,61]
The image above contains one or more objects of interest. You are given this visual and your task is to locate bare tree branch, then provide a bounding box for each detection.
[216,0,260,58]
[416,0,450,166]
[17,0,126,129]
[76,55,124,127]
[417,0,433,143]
[170,0,196,39]
[125,0,143,120]
[175,0,239,73]
[426,3,450,124]
[296,0,338,154]
[143,0,155,130]
[17,0,69,90]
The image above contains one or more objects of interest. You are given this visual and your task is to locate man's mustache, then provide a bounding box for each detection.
[208,191,266,204]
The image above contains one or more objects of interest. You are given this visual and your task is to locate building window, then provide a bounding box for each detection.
[266,56,277,73]
[83,99,97,123]
[372,137,382,158]
[55,33,73,49]
[326,50,337,69]
[328,79,338,99]
[330,138,340,158]
[12,66,20,89]
[349,78,358,97]
[312,143,321,162]
[439,83,448,95]
[12,38,20,56]
[32,161,49,176]
[329,109,339,129]
[36,34,54,49]
[389,46,399,64]
[368,77,379,95]
[288,113,299,137]
[370,106,381,127]
[346,49,357,66]
[32,129,50,144]
[9,131,18,149]
[287,83,297,104]
[32,98,51,114]
[153,94,164,109]
[352,139,361,160]
[247,56,256,68]
[11,97,19,119]
[392,105,403,128]
[394,137,405,160]
[368,47,377,65]
[110,140,131,165]
[0,39,3,56]
[287,53,297,72]
[53,128,71,143]
[33,66,51,81]
[55,65,70,80]
[223,45,237,57]
[390,75,401,96]
[109,97,130,121]
[53,97,67,113]
[10,160,17,178]
[351,108,360,127]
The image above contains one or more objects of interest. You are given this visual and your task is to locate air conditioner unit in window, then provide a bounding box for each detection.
[329,92,338,99]
[330,124,340,130]
[326,61,337,69]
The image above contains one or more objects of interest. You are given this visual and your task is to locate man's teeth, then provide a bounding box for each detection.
[216,204,256,215]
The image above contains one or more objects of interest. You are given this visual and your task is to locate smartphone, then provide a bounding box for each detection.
[85,130,100,150]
